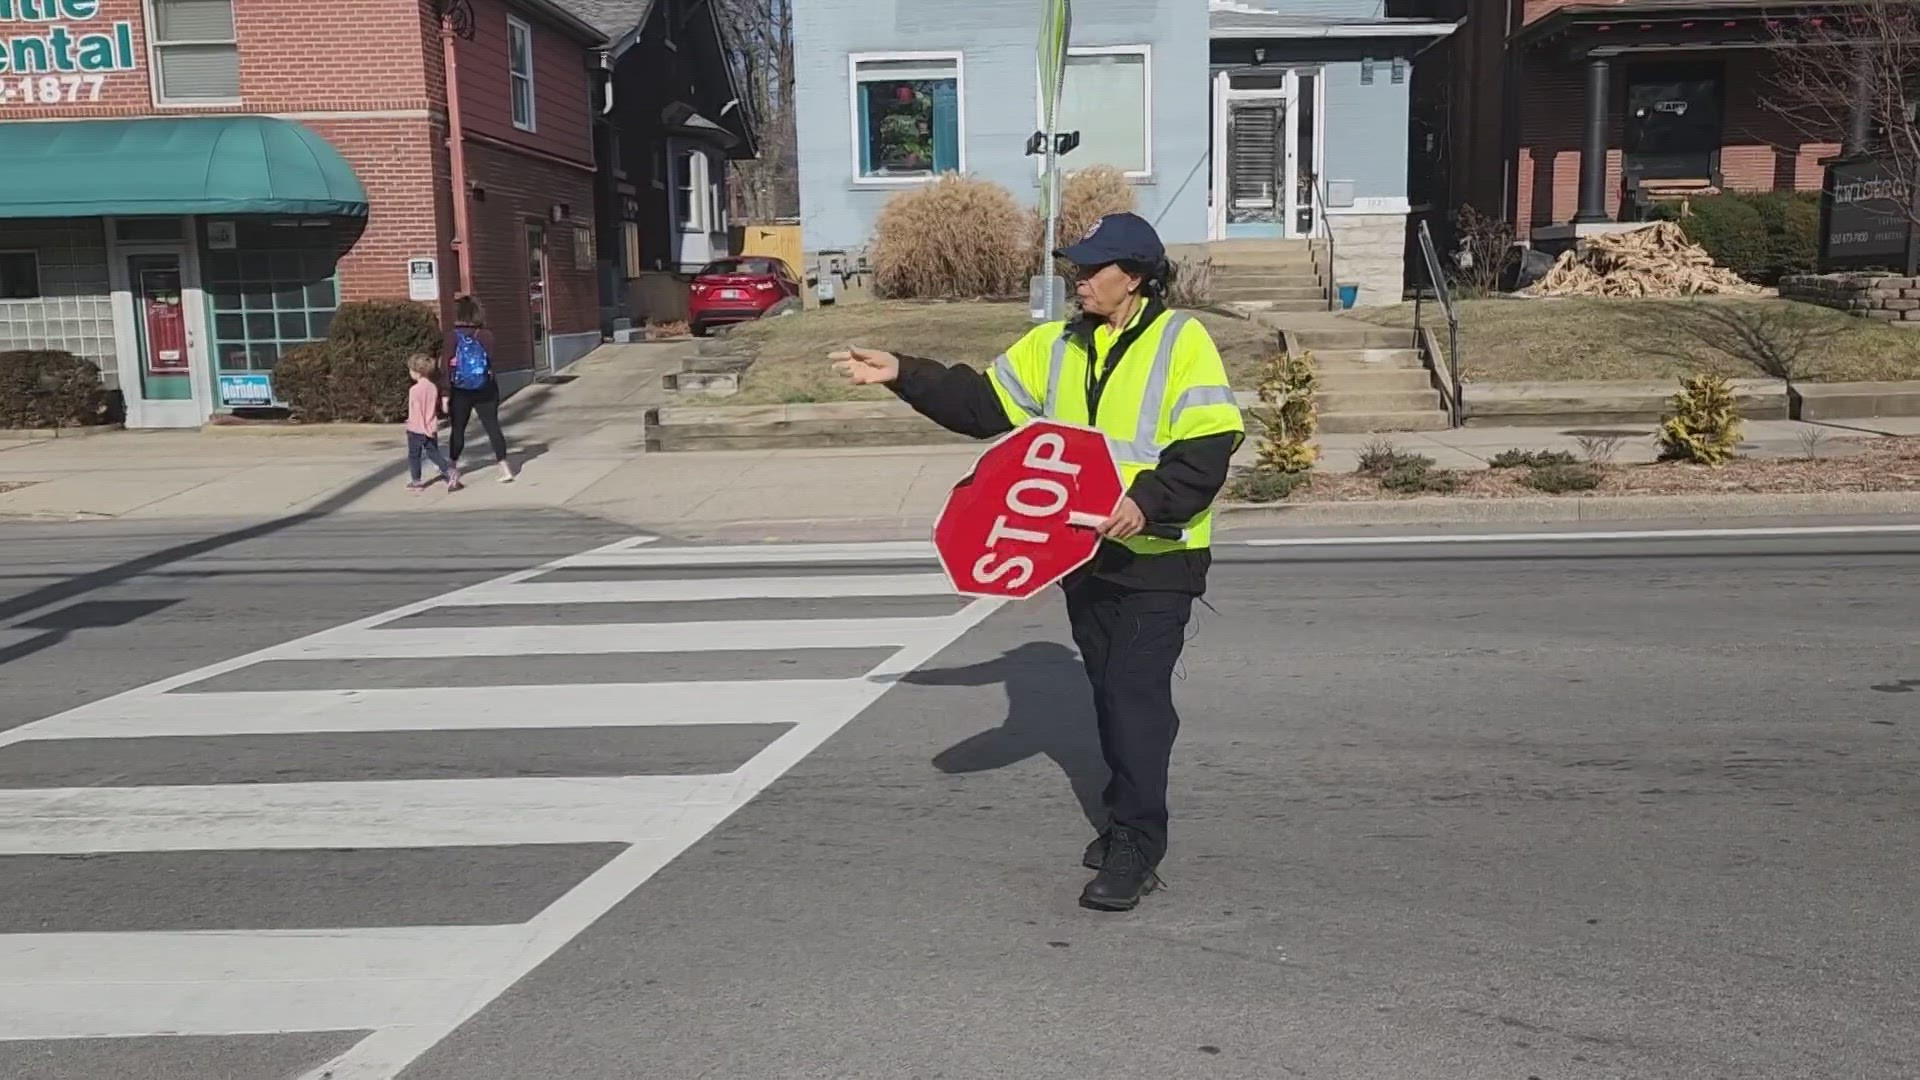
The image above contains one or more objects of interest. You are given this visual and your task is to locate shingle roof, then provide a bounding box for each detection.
[547,0,656,40]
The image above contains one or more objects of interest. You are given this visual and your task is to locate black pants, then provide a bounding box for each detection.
[1064,577,1195,868]
[448,379,507,463]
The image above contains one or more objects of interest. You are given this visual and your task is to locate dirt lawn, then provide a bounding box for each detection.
[709,301,1276,406]
[1349,295,1920,383]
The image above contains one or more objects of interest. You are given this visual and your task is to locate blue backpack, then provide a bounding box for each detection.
[450,329,492,390]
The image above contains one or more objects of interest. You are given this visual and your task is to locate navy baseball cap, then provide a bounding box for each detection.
[1054,212,1166,267]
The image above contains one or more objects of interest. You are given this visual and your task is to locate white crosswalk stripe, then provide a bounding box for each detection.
[0,537,995,1078]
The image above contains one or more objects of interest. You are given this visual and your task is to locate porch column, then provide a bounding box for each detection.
[1846,46,1873,156]
[1574,54,1612,223]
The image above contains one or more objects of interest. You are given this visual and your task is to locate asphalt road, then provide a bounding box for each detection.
[1,513,1916,1080]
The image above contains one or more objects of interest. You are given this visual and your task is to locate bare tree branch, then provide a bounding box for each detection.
[1766,0,1920,222]
[710,0,797,221]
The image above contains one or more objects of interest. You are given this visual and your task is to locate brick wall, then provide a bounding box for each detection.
[1514,51,1841,234]
[462,139,597,373]
[0,0,599,342]
[302,116,455,314]
[0,0,435,119]
[454,0,596,166]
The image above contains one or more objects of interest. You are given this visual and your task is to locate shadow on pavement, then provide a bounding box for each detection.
[899,641,1107,829]
[0,384,566,627]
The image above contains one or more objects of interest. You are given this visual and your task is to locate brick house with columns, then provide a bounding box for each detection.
[1412,0,1853,248]
[0,0,605,428]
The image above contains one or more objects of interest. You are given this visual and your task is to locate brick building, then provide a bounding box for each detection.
[1413,0,1850,248]
[0,0,604,428]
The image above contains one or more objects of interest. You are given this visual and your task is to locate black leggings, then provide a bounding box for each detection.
[448,379,507,463]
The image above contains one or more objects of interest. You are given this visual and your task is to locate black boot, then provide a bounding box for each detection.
[1082,831,1108,870]
[1079,826,1160,911]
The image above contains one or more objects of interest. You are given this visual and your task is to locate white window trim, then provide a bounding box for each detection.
[676,148,710,233]
[847,50,966,187]
[508,15,537,133]
[0,250,41,301]
[1036,44,1153,182]
[143,0,242,109]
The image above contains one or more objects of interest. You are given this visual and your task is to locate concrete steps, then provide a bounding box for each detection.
[1318,410,1451,434]
[1316,369,1435,394]
[1318,388,1447,414]
[1231,299,1333,314]
[1217,284,1326,302]
[1311,348,1425,370]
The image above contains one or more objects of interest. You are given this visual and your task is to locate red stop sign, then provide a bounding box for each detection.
[933,419,1124,599]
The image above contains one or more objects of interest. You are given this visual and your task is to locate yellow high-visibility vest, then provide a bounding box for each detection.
[985,305,1245,554]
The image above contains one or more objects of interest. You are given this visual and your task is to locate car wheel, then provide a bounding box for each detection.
[765,297,803,319]
[691,322,710,337]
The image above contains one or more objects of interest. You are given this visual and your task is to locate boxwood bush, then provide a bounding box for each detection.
[0,349,109,429]
[273,300,441,423]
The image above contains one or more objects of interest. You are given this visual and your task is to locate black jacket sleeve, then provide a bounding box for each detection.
[887,354,1016,440]
[1124,432,1239,525]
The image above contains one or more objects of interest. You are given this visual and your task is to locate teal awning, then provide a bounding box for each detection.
[0,116,369,220]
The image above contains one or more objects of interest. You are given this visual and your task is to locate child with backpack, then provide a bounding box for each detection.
[440,295,516,482]
[404,354,461,492]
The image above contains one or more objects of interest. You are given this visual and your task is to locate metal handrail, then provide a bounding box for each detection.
[1414,218,1464,427]
[1307,171,1337,311]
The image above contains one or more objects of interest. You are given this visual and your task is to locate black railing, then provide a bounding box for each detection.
[1414,219,1463,427]
[1306,171,1337,311]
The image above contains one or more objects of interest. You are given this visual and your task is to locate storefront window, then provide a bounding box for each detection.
[201,224,343,408]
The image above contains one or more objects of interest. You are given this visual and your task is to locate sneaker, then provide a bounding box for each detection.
[497,461,517,483]
[1079,826,1161,912]
[445,467,464,492]
[405,480,429,492]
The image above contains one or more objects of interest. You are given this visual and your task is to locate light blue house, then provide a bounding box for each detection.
[792,0,1457,303]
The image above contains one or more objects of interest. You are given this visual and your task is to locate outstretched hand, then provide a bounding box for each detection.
[830,347,901,386]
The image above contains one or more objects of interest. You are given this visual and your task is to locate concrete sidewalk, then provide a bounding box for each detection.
[1,339,1916,533]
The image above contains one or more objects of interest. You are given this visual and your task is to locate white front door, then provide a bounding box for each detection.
[1211,69,1325,241]
[109,226,214,428]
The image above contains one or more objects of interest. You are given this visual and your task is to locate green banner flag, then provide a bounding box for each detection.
[1037,0,1071,225]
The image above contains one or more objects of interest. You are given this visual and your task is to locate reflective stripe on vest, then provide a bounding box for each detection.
[992,352,1044,417]
[1038,312,1192,468]
[1170,384,1237,426]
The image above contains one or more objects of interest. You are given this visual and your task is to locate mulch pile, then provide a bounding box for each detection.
[1522,222,1763,299]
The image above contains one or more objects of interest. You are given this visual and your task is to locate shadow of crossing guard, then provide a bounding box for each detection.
[897,642,1106,830]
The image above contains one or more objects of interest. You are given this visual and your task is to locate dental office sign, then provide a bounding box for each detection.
[0,0,137,107]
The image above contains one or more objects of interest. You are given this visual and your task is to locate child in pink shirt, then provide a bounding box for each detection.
[405,354,461,491]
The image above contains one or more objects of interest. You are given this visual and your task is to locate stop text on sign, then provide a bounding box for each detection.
[972,431,1086,590]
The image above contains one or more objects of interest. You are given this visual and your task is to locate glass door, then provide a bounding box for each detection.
[525,223,549,372]
[128,254,193,402]
[1225,97,1285,236]
[1293,70,1321,238]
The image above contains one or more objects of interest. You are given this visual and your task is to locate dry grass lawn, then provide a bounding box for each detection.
[1349,296,1920,384]
[708,301,1276,406]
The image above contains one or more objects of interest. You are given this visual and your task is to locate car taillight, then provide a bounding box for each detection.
[690,280,712,293]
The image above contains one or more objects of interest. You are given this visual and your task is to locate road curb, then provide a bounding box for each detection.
[1217,490,1920,528]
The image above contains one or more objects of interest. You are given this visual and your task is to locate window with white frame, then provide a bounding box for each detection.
[147,0,241,104]
[1052,47,1150,176]
[0,252,39,300]
[676,149,710,232]
[851,54,963,180]
[508,16,536,131]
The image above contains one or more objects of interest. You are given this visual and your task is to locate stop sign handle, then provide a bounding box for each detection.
[1065,511,1188,543]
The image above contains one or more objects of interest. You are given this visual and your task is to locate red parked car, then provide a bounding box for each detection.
[687,256,802,336]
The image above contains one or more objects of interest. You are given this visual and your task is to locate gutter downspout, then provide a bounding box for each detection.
[442,12,475,296]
